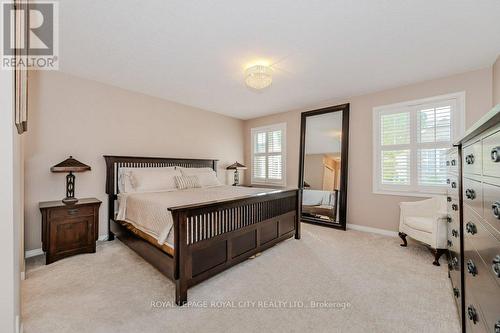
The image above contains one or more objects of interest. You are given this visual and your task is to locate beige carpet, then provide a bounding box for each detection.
[23,223,460,333]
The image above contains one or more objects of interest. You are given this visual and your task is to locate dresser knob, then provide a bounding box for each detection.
[465,189,476,200]
[465,154,475,165]
[467,305,478,324]
[467,259,478,276]
[491,146,500,162]
[492,202,500,219]
[466,222,477,235]
[493,255,500,278]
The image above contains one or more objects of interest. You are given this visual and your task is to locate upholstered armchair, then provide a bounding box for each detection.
[399,196,448,266]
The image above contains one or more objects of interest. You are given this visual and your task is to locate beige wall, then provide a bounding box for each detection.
[244,68,493,232]
[493,56,500,106]
[25,71,245,251]
[304,154,324,190]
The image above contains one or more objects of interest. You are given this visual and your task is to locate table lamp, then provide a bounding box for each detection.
[50,156,91,204]
[226,162,247,186]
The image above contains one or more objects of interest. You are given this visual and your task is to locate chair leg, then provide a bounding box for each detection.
[433,249,446,266]
[398,232,407,247]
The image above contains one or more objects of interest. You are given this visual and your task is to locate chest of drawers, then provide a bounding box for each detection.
[452,105,500,333]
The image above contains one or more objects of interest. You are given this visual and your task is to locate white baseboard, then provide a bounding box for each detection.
[347,224,398,237]
[25,248,43,258]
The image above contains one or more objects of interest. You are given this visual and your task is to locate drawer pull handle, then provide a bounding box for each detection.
[467,259,477,276]
[452,287,460,298]
[493,255,500,278]
[491,146,500,162]
[465,189,476,200]
[447,196,452,202]
[467,305,478,324]
[68,209,79,215]
[465,154,475,165]
[465,222,477,235]
[451,229,458,238]
[451,182,457,189]
[493,202,500,219]
[451,204,458,211]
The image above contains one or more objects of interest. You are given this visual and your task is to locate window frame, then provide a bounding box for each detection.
[372,92,465,197]
[251,122,287,186]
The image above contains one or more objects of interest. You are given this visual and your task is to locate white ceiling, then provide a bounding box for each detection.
[59,1,500,120]
[305,112,343,154]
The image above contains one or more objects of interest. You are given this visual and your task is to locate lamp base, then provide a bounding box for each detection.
[62,197,78,205]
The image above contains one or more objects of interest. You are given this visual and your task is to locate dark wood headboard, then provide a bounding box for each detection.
[103,155,218,196]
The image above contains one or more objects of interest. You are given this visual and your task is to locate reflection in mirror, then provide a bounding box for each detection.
[299,104,349,229]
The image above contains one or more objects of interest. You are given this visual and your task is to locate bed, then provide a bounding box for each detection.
[301,189,338,221]
[104,156,300,305]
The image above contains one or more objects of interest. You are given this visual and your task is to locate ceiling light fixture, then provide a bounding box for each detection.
[245,64,273,90]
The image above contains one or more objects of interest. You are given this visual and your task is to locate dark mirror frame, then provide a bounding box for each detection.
[298,103,350,230]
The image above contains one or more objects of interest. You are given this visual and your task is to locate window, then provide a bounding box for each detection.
[373,92,464,196]
[251,123,286,185]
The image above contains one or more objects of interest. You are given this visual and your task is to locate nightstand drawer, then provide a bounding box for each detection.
[49,216,95,253]
[49,205,94,220]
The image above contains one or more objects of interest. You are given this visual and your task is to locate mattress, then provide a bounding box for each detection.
[116,185,278,249]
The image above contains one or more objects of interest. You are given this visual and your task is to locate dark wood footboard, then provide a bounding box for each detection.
[170,189,299,305]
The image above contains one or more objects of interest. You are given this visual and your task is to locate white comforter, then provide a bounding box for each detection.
[117,185,278,247]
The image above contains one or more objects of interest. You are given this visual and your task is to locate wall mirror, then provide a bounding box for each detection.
[298,104,349,230]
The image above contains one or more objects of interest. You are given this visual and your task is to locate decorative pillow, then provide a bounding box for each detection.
[175,175,202,190]
[179,167,221,187]
[118,168,138,193]
[132,167,180,192]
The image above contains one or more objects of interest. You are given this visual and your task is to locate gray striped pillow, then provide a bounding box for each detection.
[174,175,201,190]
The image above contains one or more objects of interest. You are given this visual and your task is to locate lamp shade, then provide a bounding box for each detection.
[50,156,91,173]
[226,162,247,170]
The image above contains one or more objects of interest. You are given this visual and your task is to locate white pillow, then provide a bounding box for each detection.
[132,167,181,193]
[118,168,138,193]
[179,167,221,187]
[197,172,222,187]
[178,167,215,176]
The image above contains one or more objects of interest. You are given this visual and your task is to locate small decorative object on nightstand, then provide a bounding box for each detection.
[226,161,247,186]
[50,156,91,204]
[39,198,101,264]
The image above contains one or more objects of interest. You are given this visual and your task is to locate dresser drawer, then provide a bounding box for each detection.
[464,241,500,333]
[446,149,459,175]
[482,129,500,178]
[463,177,483,218]
[446,175,460,198]
[464,207,500,287]
[49,205,95,220]
[483,182,500,233]
[463,141,482,176]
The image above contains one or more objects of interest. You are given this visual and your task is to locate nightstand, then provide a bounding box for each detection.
[39,198,101,264]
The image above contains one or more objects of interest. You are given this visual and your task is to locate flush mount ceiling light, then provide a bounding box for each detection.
[244,65,274,90]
